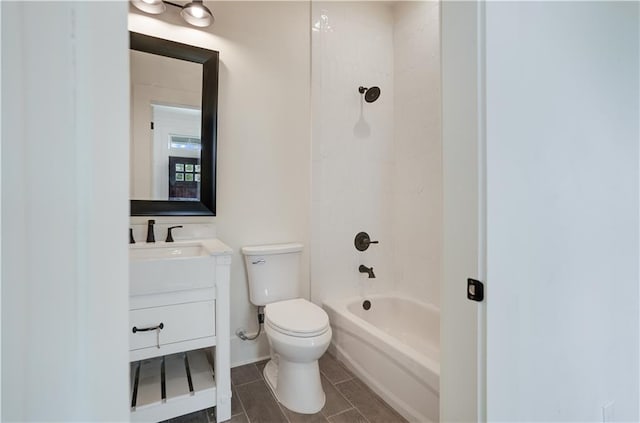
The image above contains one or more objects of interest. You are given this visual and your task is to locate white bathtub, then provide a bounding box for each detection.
[323,294,440,422]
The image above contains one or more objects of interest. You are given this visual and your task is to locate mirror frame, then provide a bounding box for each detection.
[130,32,219,216]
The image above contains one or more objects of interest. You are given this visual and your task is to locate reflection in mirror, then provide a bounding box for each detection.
[130,50,203,202]
[129,32,218,216]
[155,105,201,201]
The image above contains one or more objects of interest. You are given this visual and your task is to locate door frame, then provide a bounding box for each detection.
[441,1,486,420]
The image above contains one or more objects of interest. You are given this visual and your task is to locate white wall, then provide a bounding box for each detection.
[0,1,4,416]
[484,2,639,420]
[310,2,395,305]
[392,1,441,306]
[2,2,130,420]
[129,1,311,366]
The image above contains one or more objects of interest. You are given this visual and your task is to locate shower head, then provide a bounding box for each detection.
[358,86,381,103]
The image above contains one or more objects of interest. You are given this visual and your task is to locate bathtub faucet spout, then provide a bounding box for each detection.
[359,265,376,278]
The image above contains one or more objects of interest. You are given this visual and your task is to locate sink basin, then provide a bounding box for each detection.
[129,241,216,296]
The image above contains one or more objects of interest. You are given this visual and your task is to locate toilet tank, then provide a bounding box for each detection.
[241,243,303,306]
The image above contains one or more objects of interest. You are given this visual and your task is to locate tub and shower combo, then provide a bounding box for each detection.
[323,294,440,422]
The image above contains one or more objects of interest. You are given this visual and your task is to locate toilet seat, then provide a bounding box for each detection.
[265,298,330,338]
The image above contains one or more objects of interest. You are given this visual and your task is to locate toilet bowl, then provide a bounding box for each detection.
[262,298,332,414]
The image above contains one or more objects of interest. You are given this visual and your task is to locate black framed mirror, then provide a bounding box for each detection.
[129,32,219,216]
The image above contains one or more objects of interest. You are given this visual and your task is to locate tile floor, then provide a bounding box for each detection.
[163,352,407,423]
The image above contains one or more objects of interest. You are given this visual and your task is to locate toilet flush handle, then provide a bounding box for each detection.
[252,259,266,265]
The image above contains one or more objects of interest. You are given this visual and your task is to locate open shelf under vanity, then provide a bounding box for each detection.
[130,349,216,422]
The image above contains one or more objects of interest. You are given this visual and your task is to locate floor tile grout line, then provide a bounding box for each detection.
[231,377,263,388]
[347,377,406,420]
[329,406,372,423]
[252,362,265,382]
[230,388,245,418]
[329,382,369,423]
[331,380,374,423]
[319,368,351,385]
[263,375,291,423]
[276,403,293,423]
[354,406,372,423]
[324,406,355,419]
[246,364,290,423]
[323,375,354,386]
[231,381,252,423]
[320,380,359,420]
[319,356,355,387]
[320,356,361,421]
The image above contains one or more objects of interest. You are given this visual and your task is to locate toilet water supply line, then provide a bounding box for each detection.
[236,306,265,341]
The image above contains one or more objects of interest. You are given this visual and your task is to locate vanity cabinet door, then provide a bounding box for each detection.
[130,301,215,351]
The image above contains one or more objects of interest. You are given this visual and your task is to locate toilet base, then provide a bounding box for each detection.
[263,358,326,414]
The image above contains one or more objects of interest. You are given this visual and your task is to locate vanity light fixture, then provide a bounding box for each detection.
[180,0,214,27]
[131,0,214,28]
[131,0,166,14]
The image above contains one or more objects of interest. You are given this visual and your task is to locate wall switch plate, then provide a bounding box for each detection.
[602,401,614,422]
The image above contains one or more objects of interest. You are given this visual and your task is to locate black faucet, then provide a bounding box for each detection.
[359,265,375,278]
[165,225,183,242]
[146,219,155,243]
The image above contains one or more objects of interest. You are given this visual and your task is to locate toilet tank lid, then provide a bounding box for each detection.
[241,243,303,256]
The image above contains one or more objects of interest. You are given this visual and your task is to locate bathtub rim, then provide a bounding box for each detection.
[323,292,440,390]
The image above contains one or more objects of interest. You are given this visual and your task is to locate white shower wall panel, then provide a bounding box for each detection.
[311,1,396,306]
[392,1,442,306]
[311,1,442,308]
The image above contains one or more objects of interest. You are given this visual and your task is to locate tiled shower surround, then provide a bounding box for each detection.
[310,1,442,308]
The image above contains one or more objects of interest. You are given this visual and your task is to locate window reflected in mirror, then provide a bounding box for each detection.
[130,50,203,202]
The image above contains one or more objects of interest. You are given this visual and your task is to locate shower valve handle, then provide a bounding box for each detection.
[355,232,379,251]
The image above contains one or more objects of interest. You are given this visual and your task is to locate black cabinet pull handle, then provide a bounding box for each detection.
[132,322,164,333]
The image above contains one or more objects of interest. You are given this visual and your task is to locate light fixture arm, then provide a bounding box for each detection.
[162,1,184,9]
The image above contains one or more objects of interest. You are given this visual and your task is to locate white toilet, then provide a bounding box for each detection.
[241,243,331,414]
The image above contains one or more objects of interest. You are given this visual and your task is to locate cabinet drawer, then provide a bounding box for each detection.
[130,301,215,351]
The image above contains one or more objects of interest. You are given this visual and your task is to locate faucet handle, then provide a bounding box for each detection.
[146,219,156,243]
[355,232,379,251]
[165,225,183,243]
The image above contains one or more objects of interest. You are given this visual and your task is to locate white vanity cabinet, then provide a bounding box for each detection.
[129,239,232,423]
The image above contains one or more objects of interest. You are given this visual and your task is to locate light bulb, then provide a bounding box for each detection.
[180,1,213,27]
[190,6,205,18]
[131,0,165,14]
